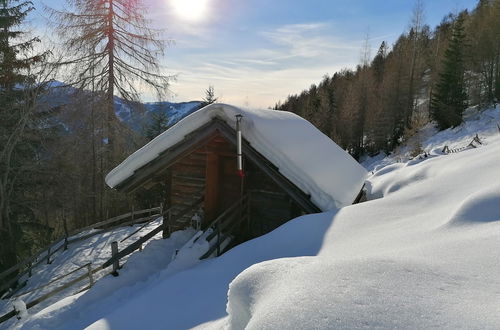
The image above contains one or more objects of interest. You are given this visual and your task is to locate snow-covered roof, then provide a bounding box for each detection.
[106,103,367,210]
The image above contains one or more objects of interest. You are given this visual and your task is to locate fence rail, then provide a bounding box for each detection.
[441,134,482,154]
[0,262,99,324]
[0,206,162,296]
[200,194,250,260]
[103,197,204,274]
[0,205,166,325]
[0,190,249,325]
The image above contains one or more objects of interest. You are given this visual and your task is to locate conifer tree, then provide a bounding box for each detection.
[372,41,387,82]
[50,0,171,159]
[144,112,169,141]
[430,13,468,129]
[0,0,47,272]
[201,85,218,106]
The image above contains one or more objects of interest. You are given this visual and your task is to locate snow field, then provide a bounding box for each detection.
[9,105,500,329]
[0,221,197,330]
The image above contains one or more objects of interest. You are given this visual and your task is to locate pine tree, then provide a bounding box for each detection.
[372,41,387,82]
[144,112,169,141]
[431,12,468,129]
[50,0,172,158]
[201,85,218,106]
[467,0,500,106]
[0,0,47,273]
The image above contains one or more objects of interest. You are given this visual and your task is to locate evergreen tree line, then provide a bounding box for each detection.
[0,0,172,276]
[276,0,500,159]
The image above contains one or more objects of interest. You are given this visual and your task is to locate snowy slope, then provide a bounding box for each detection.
[106,103,367,210]
[0,220,197,330]
[9,106,500,330]
[362,106,500,172]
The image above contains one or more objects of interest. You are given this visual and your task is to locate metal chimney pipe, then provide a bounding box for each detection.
[235,115,244,177]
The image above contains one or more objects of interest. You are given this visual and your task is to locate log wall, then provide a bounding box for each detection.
[165,133,305,239]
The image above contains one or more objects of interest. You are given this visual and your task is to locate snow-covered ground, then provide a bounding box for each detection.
[0,221,197,329]
[362,105,500,172]
[4,105,500,329]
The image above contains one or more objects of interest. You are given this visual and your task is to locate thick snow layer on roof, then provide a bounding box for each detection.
[106,103,367,210]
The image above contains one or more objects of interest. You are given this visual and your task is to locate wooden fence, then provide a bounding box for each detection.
[199,194,250,259]
[0,206,161,298]
[441,134,482,154]
[103,197,204,275]
[0,198,205,325]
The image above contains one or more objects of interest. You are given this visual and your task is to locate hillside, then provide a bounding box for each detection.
[3,106,500,329]
[43,83,202,133]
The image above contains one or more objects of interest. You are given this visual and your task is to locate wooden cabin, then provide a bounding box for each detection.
[106,104,367,255]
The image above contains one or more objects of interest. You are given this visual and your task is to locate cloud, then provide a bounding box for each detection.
[150,22,369,107]
[261,22,361,59]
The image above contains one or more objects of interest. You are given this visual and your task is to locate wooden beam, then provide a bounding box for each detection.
[204,153,219,222]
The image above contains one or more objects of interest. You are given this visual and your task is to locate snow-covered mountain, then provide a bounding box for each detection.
[114,98,202,132]
[2,105,500,329]
[41,83,202,133]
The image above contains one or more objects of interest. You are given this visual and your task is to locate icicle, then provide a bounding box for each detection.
[235,115,244,177]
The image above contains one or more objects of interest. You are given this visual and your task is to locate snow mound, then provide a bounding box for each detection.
[383,166,431,196]
[445,185,500,227]
[371,163,404,177]
[225,257,497,330]
[106,103,367,210]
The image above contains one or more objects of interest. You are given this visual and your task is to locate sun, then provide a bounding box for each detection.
[171,0,210,21]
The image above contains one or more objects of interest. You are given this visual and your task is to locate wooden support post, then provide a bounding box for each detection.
[63,216,69,251]
[46,247,51,265]
[162,209,170,239]
[205,153,220,222]
[246,194,251,236]
[162,208,167,239]
[139,238,143,252]
[111,241,119,276]
[87,264,94,287]
[216,223,221,257]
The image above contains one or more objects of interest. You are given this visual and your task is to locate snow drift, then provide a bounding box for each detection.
[10,106,500,330]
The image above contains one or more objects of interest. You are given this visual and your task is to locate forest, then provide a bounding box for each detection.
[0,0,499,277]
[276,0,499,159]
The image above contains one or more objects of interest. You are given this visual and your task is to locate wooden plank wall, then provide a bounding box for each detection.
[166,133,305,240]
[245,161,300,239]
[168,151,206,231]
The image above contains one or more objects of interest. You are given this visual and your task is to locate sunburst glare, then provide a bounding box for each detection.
[171,0,210,22]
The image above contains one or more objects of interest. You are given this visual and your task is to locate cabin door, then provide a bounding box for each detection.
[204,154,241,225]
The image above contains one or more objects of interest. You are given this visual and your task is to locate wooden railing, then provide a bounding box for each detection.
[0,262,98,324]
[441,134,483,154]
[102,197,204,275]
[0,206,161,297]
[0,206,172,324]
[0,198,208,324]
[199,194,250,259]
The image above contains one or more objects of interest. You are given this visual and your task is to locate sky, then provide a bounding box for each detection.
[33,0,478,108]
